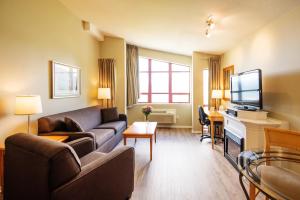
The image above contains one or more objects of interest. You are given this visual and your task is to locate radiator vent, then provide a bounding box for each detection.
[148,109,176,124]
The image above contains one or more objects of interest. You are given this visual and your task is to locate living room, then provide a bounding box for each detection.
[1,0,300,199]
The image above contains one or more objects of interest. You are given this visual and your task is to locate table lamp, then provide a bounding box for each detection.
[224,90,231,99]
[212,90,222,110]
[98,88,111,107]
[15,95,43,133]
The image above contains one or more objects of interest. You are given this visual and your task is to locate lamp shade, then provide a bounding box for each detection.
[15,95,43,115]
[211,90,223,99]
[224,90,231,99]
[98,88,111,99]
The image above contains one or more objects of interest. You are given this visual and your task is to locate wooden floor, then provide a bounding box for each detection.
[120,128,248,200]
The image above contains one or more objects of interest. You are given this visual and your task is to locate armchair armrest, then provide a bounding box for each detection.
[38,131,96,149]
[119,114,128,128]
[67,137,94,158]
[52,146,135,200]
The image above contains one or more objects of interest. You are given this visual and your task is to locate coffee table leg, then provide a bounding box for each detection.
[124,136,127,146]
[150,137,152,161]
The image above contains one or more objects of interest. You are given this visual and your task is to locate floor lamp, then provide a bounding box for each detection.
[98,88,111,108]
[15,95,43,134]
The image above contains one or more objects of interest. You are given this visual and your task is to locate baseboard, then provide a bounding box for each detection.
[192,130,202,134]
[157,125,192,129]
[128,122,192,129]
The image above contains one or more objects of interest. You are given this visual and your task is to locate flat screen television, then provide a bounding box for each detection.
[230,69,262,110]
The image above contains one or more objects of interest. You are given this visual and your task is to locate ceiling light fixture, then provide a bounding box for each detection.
[205,29,211,38]
[205,15,215,37]
[206,15,216,29]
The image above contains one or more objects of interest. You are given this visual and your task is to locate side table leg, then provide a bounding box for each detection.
[155,128,157,143]
[150,137,153,161]
[124,137,127,146]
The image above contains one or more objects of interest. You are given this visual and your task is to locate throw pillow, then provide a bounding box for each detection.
[101,107,119,123]
[38,117,56,133]
[65,117,84,132]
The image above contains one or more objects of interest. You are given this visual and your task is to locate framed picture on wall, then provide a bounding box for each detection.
[51,61,81,98]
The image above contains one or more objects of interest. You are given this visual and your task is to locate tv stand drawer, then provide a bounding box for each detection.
[224,117,246,138]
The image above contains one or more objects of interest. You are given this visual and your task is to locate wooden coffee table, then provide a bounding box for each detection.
[123,122,157,161]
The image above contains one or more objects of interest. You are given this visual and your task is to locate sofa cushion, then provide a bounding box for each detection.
[95,121,126,134]
[80,151,106,167]
[90,129,115,147]
[50,145,81,189]
[65,106,102,132]
[65,117,84,132]
[101,107,119,123]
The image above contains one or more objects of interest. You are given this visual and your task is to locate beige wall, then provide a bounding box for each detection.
[127,47,193,127]
[99,37,126,113]
[222,6,300,130]
[192,52,213,132]
[139,47,192,66]
[0,0,100,145]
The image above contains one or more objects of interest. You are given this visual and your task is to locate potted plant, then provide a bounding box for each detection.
[142,105,153,121]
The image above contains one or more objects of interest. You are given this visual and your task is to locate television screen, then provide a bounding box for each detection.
[231,69,262,109]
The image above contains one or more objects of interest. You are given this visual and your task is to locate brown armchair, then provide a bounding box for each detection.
[4,133,135,200]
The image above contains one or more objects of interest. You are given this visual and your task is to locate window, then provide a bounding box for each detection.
[138,57,190,103]
[203,69,209,106]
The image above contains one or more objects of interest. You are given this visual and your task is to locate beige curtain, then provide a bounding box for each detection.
[209,56,221,109]
[126,44,139,107]
[99,59,116,107]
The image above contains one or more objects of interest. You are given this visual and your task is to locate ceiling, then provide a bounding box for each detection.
[59,0,300,56]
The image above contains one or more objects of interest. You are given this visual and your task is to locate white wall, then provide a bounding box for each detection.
[222,6,300,130]
[0,0,100,145]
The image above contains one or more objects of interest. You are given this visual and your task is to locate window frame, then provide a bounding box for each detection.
[138,57,191,104]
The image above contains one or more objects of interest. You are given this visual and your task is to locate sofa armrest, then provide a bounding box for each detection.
[67,137,94,158]
[119,114,128,128]
[52,146,135,200]
[38,131,96,149]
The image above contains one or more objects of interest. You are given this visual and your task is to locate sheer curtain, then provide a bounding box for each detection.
[208,56,221,109]
[99,58,116,107]
[126,44,139,107]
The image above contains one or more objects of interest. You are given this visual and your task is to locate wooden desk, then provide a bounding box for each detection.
[204,108,224,149]
[123,122,157,161]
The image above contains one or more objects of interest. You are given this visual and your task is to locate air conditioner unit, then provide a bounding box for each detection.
[148,109,176,124]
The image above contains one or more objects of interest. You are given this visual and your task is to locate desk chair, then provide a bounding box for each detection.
[198,106,223,143]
